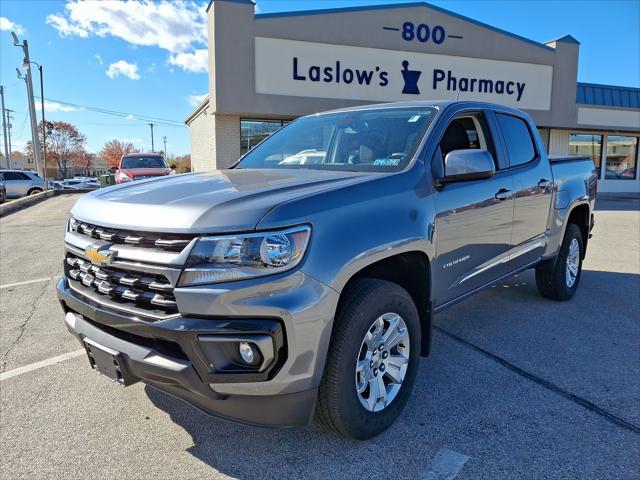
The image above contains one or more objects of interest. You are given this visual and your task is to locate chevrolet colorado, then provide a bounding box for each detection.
[58,101,596,440]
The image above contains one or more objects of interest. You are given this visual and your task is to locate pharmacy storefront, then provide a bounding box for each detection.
[187,0,640,193]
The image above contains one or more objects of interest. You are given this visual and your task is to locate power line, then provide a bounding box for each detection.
[34,96,186,128]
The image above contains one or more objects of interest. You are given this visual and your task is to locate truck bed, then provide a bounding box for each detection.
[549,155,591,164]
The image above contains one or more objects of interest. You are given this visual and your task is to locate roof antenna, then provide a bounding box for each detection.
[456,90,461,100]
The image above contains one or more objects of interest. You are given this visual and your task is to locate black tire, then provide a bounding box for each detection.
[535,223,584,301]
[27,188,43,195]
[315,278,421,440]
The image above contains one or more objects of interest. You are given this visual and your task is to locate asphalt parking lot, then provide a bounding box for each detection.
[1,194,639,480]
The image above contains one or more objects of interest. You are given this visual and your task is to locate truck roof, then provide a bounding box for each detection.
[315,100,528,117]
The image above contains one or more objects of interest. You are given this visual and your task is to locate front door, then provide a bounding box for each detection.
[431,113,515,306]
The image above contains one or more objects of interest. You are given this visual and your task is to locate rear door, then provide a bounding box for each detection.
[2,171,32,197]
[431,109,515,306]
[494,112,553,267]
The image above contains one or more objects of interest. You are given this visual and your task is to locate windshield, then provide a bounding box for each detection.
[122,156,167,169]
[236,107,437,172]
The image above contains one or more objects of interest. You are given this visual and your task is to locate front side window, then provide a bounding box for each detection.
[569,134,602,176]
[604,135,637,180]
[496,113,536,167]
[236,108,437,172]
[121,156,167,169]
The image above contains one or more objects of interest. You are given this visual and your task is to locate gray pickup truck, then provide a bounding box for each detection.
[57,101,596,440]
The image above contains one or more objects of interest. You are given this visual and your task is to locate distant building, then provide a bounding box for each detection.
[4,152,36,171]
[187,0,640,194]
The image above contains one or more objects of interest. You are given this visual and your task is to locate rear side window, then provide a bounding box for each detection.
[496,113,536,167]
[2,172,28,180]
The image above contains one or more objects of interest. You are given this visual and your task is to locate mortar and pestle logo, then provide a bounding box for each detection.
[401,60,421,95]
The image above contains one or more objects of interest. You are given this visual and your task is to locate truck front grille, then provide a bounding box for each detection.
[64,253,178,317]
[70,219,194,252]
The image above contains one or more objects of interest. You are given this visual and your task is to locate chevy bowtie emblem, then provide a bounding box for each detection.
[85,247,115,267]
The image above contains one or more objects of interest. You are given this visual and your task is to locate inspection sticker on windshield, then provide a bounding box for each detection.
[374,158,401,166]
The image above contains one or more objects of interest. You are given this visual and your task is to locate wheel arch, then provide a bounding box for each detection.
[337,250,433,357]
[566,203,590,258]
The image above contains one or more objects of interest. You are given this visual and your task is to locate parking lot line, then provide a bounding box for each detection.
[436,326,640,435]
[0,349,85,382]
[0,276,61,290]
[421,448,470,480]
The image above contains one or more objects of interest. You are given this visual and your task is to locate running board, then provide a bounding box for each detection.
[434,258,541,313]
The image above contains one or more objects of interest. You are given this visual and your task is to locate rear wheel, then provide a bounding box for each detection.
[315,278,421,440]
[535,223,583,301]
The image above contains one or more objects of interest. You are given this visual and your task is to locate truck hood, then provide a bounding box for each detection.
[71,168,375,233]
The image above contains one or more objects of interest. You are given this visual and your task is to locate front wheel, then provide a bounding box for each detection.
[27,188,43,195]
[535,223,584,301]
[315,278,421,440]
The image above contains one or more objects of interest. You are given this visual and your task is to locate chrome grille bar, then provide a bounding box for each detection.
[69,219,196,253]
[65,253,178,316]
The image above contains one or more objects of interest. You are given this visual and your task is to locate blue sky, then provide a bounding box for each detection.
[1,0,638,156]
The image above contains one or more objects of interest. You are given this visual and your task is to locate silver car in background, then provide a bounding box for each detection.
[0,170,45,198]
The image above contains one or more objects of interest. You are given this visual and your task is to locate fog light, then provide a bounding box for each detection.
[238,342,254,364]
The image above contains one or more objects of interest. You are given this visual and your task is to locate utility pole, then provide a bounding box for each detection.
[6,109,14,161]
[163,136,167,157]
[24,61,47,188]
[1,86,9,167]
[148,123,155,152]
[12,33,42,176]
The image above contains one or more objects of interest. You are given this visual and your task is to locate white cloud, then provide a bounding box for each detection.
[0,16,26,36]
[125,114,136,120]
[186,93,208,106]
[44,101,81,112]
[106,60,140,80]
[94,53,103,65]
[46,1,208,73]
[168,49,208,73]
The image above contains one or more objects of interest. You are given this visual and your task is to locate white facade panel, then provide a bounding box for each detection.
[255,37,554,110]
[577,107,640,129]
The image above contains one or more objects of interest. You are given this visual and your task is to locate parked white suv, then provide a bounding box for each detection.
[0,170,45,198]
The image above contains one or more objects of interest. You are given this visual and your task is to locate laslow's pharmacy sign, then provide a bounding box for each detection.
[255,37,553,110]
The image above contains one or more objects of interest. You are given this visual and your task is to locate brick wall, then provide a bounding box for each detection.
[189,109,240,172]
[189,104,215,172]
[213,114,241,169]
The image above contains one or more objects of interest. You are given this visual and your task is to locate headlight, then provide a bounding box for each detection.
[179,226,311,286]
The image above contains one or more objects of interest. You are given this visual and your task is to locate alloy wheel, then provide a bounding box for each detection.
[355,312,410,412]
[565,238,580,288]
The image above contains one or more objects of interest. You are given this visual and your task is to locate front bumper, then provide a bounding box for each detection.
[57,277,326,427]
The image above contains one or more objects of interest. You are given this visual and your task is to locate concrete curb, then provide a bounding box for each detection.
[0,189,93,218]
[0,190,55,218]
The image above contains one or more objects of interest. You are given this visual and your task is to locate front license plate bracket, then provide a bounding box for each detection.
[83,338,138,386]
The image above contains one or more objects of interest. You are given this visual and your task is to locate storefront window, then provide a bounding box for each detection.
[569,134,602,177]
[240,119,288,156]
[604,136,638,180]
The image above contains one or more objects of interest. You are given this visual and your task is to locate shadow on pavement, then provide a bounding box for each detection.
[144,269,639,480]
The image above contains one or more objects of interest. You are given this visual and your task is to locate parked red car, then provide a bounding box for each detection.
[115,153,170,184]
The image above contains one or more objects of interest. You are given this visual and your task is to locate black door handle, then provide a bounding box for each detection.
[538,178,551,189]
[495,188,512,201]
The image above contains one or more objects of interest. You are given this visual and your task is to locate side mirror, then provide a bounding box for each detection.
[442,149,495,183]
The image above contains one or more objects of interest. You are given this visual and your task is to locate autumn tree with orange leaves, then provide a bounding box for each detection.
[100,139,139,168]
